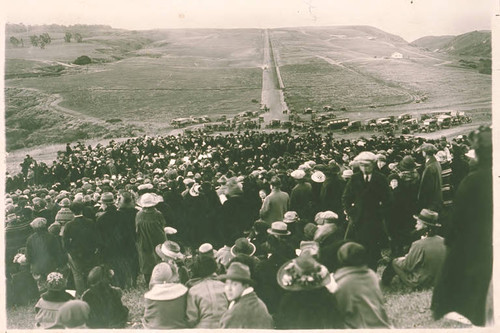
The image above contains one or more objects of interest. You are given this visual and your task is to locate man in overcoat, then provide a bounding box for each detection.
[417,143,443,212]
[342,151,391,270]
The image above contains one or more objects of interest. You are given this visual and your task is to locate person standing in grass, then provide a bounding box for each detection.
[431,127,493,326]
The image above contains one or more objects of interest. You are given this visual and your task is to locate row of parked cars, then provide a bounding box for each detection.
[263,109,472,135]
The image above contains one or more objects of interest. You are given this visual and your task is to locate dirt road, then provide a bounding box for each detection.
[260,30,288,124]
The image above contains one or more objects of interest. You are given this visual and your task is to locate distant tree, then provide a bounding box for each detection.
[74,33,83,43]
[40,32,51,45]
[9,36,20,47]
[21,38,24,47]
[73,55,91,65]
[29,35,39,47]
[64,32,72,43]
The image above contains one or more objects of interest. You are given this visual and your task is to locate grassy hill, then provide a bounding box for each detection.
[5,25,264,150]
[412,30,491,58]
[271,26,490,115]
[4,24,491,151]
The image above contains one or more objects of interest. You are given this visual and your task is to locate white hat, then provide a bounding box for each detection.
[199,243,215,254]
[164,227,178,235]
[342,169,354,179]
[189,184,201,197]
[311,171,326,183]
[138,183,154,191]
[183,178,195,185]
[139,193,158,208]
[354,151,377,162]
[291,169,306,180]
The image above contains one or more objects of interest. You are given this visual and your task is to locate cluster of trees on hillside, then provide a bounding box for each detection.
[64,32,83,43]
[9,30,84,49]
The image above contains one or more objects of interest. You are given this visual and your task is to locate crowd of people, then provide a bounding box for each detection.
[4,126,493,328]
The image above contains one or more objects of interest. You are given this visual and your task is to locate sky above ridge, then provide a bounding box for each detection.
[2,0,496,42]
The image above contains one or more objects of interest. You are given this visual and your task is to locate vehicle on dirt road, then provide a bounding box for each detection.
[342,120,362,133]
[326,118,349,130]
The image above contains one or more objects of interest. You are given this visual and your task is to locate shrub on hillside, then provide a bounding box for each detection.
[74,55,91,65]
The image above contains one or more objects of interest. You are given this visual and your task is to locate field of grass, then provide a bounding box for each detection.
[270,26,491,118]
[5,28,264,150]
[5,271,470,329]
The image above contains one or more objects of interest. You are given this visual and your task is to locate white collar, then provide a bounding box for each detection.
[228,287,254,310]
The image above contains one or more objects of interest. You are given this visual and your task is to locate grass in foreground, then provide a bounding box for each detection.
[6,273,471,329]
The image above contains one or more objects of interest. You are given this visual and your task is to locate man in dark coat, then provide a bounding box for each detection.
[63,202,101,297]
[431,127,493,326]
[96,192,134,289]
[289,170,313,222]
[417,143,443,212]
[342,151,391,270]
[320,163,345,222]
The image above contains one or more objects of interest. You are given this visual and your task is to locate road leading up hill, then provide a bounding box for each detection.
[260,29,289,124]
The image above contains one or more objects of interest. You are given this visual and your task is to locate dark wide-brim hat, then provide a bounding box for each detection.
[231,238,256,257]
[398,155,418,171]
[277,253,331,291]
[413,208,441,227]
[219,262,254,286]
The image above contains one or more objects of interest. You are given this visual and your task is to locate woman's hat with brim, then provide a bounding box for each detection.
[267,221,291,236]
[419,143,438,154]
[199,243,216,256]
[291,169,306,180]
[100,192,114,204]
[413,208,441,227]
[156,240,185,261]
[231,238,256,257]
[218,262,254,286]
[398,155,418,171]
[311,170,326,183]
[139,193,159,208]
[189,184,201,197]
[277,253,331,291]
[283,211,299,223]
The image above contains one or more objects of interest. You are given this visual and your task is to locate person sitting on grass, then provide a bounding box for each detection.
[34,272,74,329]
[81,265,129,329]
[142,262,188,329]
[49,300,91,329]
[333,242,391,329]
[218,262,273,329]
[381,209,446,289]
[186,255,228,328]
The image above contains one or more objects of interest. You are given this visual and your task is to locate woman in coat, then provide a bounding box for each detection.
[275,253,341,329]
[142,262,188,329]
[136,194,166,285]
[431,127,493,326]
[185,255,228,328]
[26,217,67,291]
[34,272,74,329]
[81,265,129,328]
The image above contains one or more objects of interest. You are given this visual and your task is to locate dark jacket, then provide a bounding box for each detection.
[417,156,443,212]
[334,266,391,328]
[219,194,254,246]
[63,215,100,260]
[96,205,133,262]
[275,288,342,329]
[290,182,313,222]
[431,165,493,326]
[342,171,391,243]
[26,230,66,275]
[219,291,273,328]
[82,284,129,328]
[136,207,166,275]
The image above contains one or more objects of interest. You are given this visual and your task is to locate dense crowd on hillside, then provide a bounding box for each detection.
[4,126,493,329]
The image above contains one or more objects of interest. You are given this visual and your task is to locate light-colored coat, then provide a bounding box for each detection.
[186,277,228,328]
[260,189,289,225]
